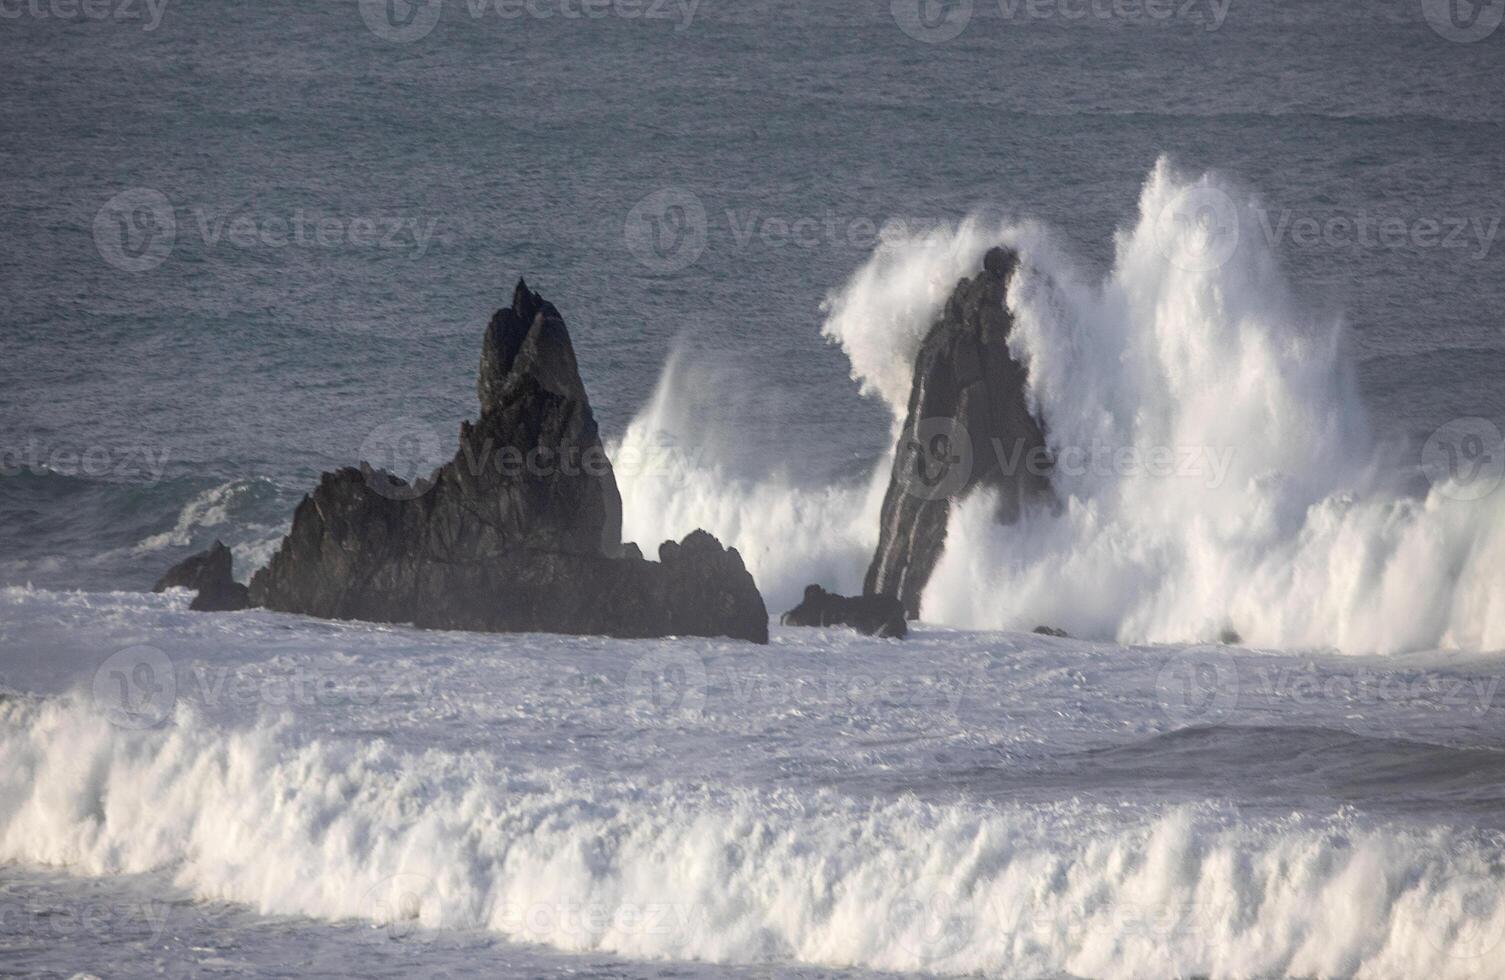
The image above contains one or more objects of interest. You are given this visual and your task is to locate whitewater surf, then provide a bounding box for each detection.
[4,159,1505,978]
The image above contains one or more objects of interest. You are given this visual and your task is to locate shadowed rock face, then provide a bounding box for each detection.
[154,539,234,593]
[863,246,1053,619]
[246,280,768,643]
[154,540,250,611]
[781,584,907,638]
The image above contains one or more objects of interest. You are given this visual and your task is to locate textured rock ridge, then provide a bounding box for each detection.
[863,246,1053,619]
[244,280,767,643]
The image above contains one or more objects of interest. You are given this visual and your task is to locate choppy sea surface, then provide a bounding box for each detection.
[3,0,1505,976]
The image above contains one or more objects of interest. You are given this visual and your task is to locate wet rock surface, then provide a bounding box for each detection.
[864,246,1053,619]
[154,540,250,612]
[242,280,767,643]
[781,584,907,638]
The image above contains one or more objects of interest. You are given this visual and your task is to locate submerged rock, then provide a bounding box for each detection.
[781,584,907,638]
[246,280,768,643]
[154,540,250,612]
[863,246,1053,619]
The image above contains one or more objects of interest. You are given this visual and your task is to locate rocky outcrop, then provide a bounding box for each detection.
[153,540,250,611]
[863,246,1053,619]
[781,584,907,638]
[246,280,768,643]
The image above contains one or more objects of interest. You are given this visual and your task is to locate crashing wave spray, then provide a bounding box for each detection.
[615,158,1505,652]
[918,159,1505,652]
[612,219,1021,614]
[610,350,881,611]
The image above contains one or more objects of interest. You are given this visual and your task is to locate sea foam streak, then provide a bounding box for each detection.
[2,694,1502,979]
[618,159,1505,654]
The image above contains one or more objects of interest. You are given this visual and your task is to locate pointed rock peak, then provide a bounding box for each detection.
[982,245,1018,280]
[479,277,588,415]
[512,277,547,324]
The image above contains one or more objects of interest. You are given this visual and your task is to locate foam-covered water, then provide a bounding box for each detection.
[4,587,1505,977]
[4,1,1505,975]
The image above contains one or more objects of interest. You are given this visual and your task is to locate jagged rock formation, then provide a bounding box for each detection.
[153,540,250,611]
[863,246,1053,619]
[780,584,907,638]
[245,280,768,643]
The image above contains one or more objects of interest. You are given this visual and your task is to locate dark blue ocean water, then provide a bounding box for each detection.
[1,0,1501,590]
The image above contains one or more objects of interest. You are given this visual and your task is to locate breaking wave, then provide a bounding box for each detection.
[2,695,1503,978]
[610,351,883,611]
[617,158,1505,653]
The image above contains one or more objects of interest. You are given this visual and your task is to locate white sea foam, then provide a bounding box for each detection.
[612,158,1505,653]
[610,351,883,610]
[923,159,1505,652]
[133,480,251,552]
[2,694,1501,979]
